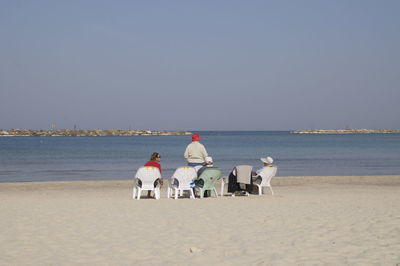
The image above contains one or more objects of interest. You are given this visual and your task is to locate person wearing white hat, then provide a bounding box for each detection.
[260,156,274,166]
[249,156,277,195]
[196,156,214,177]
[195,156,219,197]
[255,156,275,177]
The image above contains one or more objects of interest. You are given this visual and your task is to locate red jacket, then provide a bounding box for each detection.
[144,161,162,175]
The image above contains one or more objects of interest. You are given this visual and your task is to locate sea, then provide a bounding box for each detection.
[1,131,400,182]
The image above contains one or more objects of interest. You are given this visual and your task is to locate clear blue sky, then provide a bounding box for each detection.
[1,0,399,131]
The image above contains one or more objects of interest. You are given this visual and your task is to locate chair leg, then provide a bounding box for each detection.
[175,188,178,200]
[258,185,262,196]
[189,189,195,199]
[220,181,224,196]
[167,187,170,198]
[213,188,218,198]
[137,188,142,200]
[133,187,136,199]
[269,186,274,195]
[155,188,160,199]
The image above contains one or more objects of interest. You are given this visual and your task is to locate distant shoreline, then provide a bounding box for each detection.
[0,129,192,137]
[291,129,400,134]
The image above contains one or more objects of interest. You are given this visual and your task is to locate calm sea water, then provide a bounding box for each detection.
[1,131,400,182]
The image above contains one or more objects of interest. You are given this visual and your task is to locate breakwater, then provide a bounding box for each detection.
[0,129,191,137]
[291,129,400,134]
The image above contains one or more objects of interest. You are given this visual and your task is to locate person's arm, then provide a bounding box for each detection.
[256,168,262,175]
[201,144,208,160]
[184,145,189,161]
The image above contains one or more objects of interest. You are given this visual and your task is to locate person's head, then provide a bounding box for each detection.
[192,133,201,142]
[260,156,273,166]
[205,156,213,166]
[150,152,161,162]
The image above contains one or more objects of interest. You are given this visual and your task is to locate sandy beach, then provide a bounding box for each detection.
[1,175,399,266]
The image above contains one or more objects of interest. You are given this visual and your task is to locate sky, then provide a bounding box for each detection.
[0,0,399,131]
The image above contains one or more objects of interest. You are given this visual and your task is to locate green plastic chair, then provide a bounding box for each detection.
[195,168,222,198]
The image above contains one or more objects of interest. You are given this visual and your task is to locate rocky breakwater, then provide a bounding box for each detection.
[0,129,192,137]
[291,129,400,134]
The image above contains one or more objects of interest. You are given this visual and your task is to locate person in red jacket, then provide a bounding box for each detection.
[144,152,162,174]
[144,152,162,198]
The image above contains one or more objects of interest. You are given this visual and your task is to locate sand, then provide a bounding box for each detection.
[1,176,399,266]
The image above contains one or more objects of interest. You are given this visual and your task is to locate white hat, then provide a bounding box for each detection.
[260,156,273,164]
[205,156,213,163]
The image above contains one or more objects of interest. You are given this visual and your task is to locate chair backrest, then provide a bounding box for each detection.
[171,166,197,189]
[197,168,222,190]
[135,166,161,188]
[235,165,253,184]
[193,165,203,172]
[257,166,277,186]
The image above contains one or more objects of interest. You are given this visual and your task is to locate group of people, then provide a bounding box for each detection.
[143,133,275,197]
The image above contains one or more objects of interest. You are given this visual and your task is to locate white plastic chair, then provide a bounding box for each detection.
[193,165,203,173]
[254,166,277,195]
[234,165,253,197]
[167,166,197,199]
[194,168,222,198]
[221,165,253,196]
[132,166,162,200]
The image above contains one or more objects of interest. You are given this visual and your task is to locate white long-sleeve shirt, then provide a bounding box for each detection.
[184,141,208,163]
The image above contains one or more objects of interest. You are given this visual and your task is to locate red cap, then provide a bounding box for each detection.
[192,133,201,141]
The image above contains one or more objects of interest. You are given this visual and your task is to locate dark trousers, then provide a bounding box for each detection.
[227,172,253,193]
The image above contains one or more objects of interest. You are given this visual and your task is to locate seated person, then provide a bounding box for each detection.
[253,156,275,185]
[143,152,162,198]
[194,156,218,197]
[196,156,215,176]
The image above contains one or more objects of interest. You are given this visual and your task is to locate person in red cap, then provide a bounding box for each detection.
[184,133,208,167]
